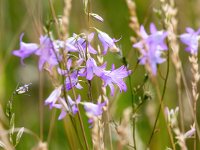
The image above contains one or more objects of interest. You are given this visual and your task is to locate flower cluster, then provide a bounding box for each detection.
[13,27,131,122]
[133,23,168,75]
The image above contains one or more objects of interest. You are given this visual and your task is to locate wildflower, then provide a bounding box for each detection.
[67,95,81,114]
[52,97,69,120]
[67,33,97,54]
[97,29,120,54]
[82,101,106,123]
[65,71,83,90]
[133,23,168,75]
[100,65,131,96]
[12,33,39,65]
[180,27,200,54]
[85,57,105,80]
[35,35,61,71]
[45,86,62,109]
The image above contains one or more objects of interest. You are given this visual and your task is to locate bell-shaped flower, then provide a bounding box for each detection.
[82,101,106,123]
[85,57,105,80]
[45,86,62,109]
[97,29,120,55]
[133,23,168,75]
[100,65,131,95]
[67,95,81,114]
[66,33,97,54]
[35,35,61,71]
[12,33,39,65]
[180,27,200,54]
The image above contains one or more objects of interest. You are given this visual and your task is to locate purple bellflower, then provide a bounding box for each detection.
[100,65,131,96]
[45,86,62,109]
[133,23,168,75]
[180,27,200,54]
[35,35,60,71]
[57,59,83,90]
[67,33,97,54]
[67,95,81,114]
[82,101,106,123]
[85,57,106,80]
[97,29,120,55]
[12,33,39,65]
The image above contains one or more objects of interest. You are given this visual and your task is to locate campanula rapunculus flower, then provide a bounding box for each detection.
[82,101,106,123]
[85,58,105,80]
[12,33,39,65]
[133,23,168,75]
[67,33,97,54]
[67,95,81,114]
[35,35,60,71]
[100,65,131,96]
[180,27,200,54]
[97,29,120,54]
[45,86,62,109]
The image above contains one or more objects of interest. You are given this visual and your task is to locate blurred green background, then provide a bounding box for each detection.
[1,0,200,149]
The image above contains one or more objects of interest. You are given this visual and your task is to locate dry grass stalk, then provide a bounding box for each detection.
[125,0,140,43]
[61,0,72,39]
[91,117,104,150]
[160,0,185,132]
[116,107,133,149]
[126,0,153,77]
[189,54,200,148]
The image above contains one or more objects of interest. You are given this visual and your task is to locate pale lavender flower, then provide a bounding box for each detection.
[139,47,166,75]
[65,71,83,90]
[85,57,105,80]
[133,23,168,75]
[35,35,61,71]
[12,33,39,65]
[52,98,69,120]
[82,101,106,123]
[180,27,200,54]
[100,65,131,96]
[67,33,97,54]
[45,86,62,109]
[97,29,120,54]
[67,95,81,114]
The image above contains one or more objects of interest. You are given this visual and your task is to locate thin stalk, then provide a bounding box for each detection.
[47,1,89,149]
[39,71,44,141]
[47,109,56,143]
[148,45,170,146]
[107,111,113,150]
[181,67,200,141]
[154,79,176,150]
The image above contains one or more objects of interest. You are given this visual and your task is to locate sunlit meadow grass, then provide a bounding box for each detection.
[0,0,200,150]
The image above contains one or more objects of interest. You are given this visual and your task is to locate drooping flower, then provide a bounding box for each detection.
[180,27,200,54]
[52,97,69,120]
[67,95,81,114]
[97,29,120,54]
[82,101,106,123]
[85,57,105,80]
[66,33,97,54]
[12,33,39,65]
[133,23,168,75]
[35,35,61,71]
[45,86,62,109]
[100,65,131,95]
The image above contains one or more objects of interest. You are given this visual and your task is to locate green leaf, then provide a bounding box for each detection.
[10,113,15,135]
[15,127,24,146]
[6,101,12,118]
